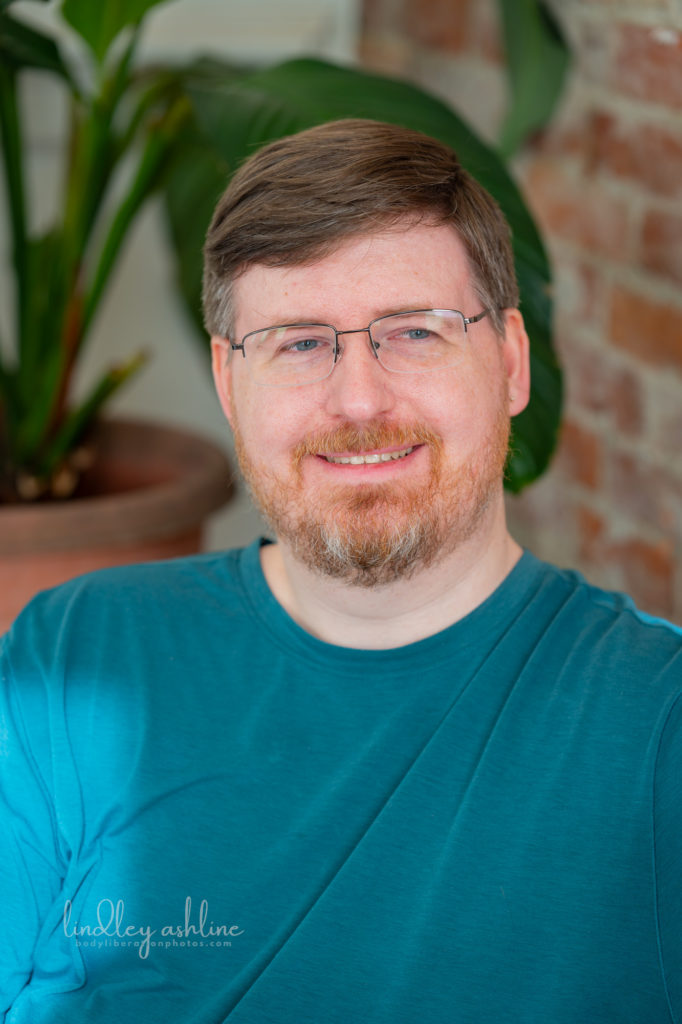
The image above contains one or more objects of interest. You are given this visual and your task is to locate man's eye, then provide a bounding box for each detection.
[404,328,433,340]
[275,335,330,357]
[289,338,320,352]
[388,327,436,343]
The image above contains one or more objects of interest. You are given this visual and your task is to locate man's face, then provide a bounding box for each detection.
[212,219,529,587]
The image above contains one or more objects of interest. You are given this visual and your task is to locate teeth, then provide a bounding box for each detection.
[324,446,414,465]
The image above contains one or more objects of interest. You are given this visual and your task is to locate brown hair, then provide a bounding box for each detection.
[202,119,518,337]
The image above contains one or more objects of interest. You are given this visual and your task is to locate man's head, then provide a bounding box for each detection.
[203,119,519,341]
[205,120,530,588]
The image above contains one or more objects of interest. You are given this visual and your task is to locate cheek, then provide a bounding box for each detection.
[424,372,507,454]
[231,389,310,466]
[408,371,477,431]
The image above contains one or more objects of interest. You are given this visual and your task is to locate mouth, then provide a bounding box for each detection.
[322,446,416,465]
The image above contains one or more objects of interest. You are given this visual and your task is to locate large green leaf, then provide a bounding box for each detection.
[61,0,171,64]
[497,0,570,157]
[177,57,561,490]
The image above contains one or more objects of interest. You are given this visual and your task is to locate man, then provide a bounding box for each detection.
[1,120,680,1023]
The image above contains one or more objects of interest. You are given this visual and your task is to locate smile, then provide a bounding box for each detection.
[323,446,415,465]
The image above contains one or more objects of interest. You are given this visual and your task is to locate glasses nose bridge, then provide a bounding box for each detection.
[333,324,379,365]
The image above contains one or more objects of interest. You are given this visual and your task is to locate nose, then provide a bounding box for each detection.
[323,329,395,422]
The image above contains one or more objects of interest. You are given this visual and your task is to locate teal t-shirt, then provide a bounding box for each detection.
[1,541,681,1023]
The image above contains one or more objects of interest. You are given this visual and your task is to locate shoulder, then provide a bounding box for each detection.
[519,553,682,701]
[543,556,680,638]
[527,552,681,640]
[13,545,248,618]
[1,545,259,685]
[0,545,265,773]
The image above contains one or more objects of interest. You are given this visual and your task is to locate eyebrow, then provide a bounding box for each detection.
[245,304,452,329]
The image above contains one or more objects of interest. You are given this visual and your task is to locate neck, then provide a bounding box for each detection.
[259,498,523,650]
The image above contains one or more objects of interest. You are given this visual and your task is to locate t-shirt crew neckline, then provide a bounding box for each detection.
[237,538,548,672]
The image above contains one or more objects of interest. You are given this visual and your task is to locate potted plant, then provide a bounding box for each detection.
[0,0,563,627]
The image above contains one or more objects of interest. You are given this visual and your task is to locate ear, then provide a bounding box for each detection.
[499,309,531,417]
[211,336,235,427]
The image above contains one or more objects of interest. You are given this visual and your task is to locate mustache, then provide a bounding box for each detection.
[292,421,443,466]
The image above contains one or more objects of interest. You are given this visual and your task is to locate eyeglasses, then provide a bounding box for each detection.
[230,308,491,388]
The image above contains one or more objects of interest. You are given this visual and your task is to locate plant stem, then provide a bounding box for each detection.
[0,64,28,364]
[41,350,148,477]
[81,96,191,338]
[46,31,144,441]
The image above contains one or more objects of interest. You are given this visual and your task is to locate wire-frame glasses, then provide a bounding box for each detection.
[230,308,491,388]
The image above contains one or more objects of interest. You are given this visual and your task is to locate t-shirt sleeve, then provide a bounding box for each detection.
[653,688,682,1023]
[0,630,69,1014]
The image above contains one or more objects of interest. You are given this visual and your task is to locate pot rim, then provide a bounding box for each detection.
[0,418,235,554]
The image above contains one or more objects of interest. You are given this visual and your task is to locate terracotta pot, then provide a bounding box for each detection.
[0,418,235,632]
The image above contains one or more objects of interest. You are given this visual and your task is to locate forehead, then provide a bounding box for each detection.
[232,220,477,332]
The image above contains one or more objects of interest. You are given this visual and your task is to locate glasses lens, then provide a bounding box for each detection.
[244,325,337,387]
[370,310,467,373]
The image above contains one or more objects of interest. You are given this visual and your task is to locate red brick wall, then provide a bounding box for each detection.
[361,0,682,623]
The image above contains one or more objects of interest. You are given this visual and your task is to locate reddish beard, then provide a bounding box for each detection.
[232,412,511,588]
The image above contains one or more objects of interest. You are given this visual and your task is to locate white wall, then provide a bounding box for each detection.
[1,0,360,549]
